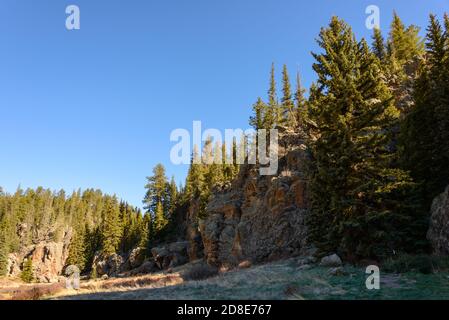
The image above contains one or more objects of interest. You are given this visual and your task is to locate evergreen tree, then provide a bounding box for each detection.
[143,164,168,215]
[139,213,151,248]
[21,259,34,283]
[66,227,86,270]
[101,196,122,255]
[372,27,387,61]
[264,63,279,128]
[280,65,296,127]
[185,145,205,200]
[167,176,178,219]
[294,71,307,129]
[388,12,424,65]
[153,201,167,234]
[386,12,425,114]
[308,17,412,258]
[249,98,266,130]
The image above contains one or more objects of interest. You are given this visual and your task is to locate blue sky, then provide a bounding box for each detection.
[0,0,447,208]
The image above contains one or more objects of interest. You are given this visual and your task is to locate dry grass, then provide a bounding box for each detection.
[0,278,66,300]
[49,272,183,300]
[41,256,449,300]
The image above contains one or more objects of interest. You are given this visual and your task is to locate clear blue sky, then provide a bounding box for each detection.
[0,0,447,208]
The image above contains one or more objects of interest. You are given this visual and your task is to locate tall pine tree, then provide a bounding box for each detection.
[280,65,296,127]
[308,17,412,259]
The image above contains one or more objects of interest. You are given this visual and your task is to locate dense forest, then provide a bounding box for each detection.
[1,12,449,278]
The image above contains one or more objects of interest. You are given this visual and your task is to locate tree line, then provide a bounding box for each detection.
[0,187,149,276]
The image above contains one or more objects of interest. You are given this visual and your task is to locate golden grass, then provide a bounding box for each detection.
[0,278,66,300]
[49,272,184,299]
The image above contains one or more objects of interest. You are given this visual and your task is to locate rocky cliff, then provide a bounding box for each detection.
[194,129,312,267]
[427,185,449,255]
[6,228,72,283]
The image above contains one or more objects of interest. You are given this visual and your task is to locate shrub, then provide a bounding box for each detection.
[182,263,219,281]
[382,254,449,274]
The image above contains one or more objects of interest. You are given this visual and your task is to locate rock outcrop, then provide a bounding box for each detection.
[92,253,124,277]
[90,241,191,277]
[151,241,189,269]
[427,185,449,255]
[186,199,205,261]
[28,242,70,283]
[199,129,311,267]
[5,228,72,283]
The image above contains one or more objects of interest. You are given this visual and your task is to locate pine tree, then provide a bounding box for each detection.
[280,65,296,127]
[212,141,225,186]
[167,176,178,218]
[143,164,168,215]
[386,12,425,114]
[372,27,387,61]
[249,97,266,130]
[264,63,279,128]
[139,213,151,248]
[101,196,122,255]
[153,201,167,234]
[294,71,307,129]
[21,258,34,283]
[66,227,86,270]
[185,145,205,200]
[308,17,412,258]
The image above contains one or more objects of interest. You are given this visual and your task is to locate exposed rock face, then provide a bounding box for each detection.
[427,185,449,255]
[120,247,147,271]
[5,229,72,283]
[186,199,204,261]
[92,253,124,277]
[151,241,189,269]
[28,242,70,283]
[200,129,311,266]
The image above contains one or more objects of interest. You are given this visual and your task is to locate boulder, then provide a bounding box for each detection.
[128,247,146,269]
[151,241,189,270]
[319,254,342,267]
[427,185,449,255]
[92,253,124,277]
